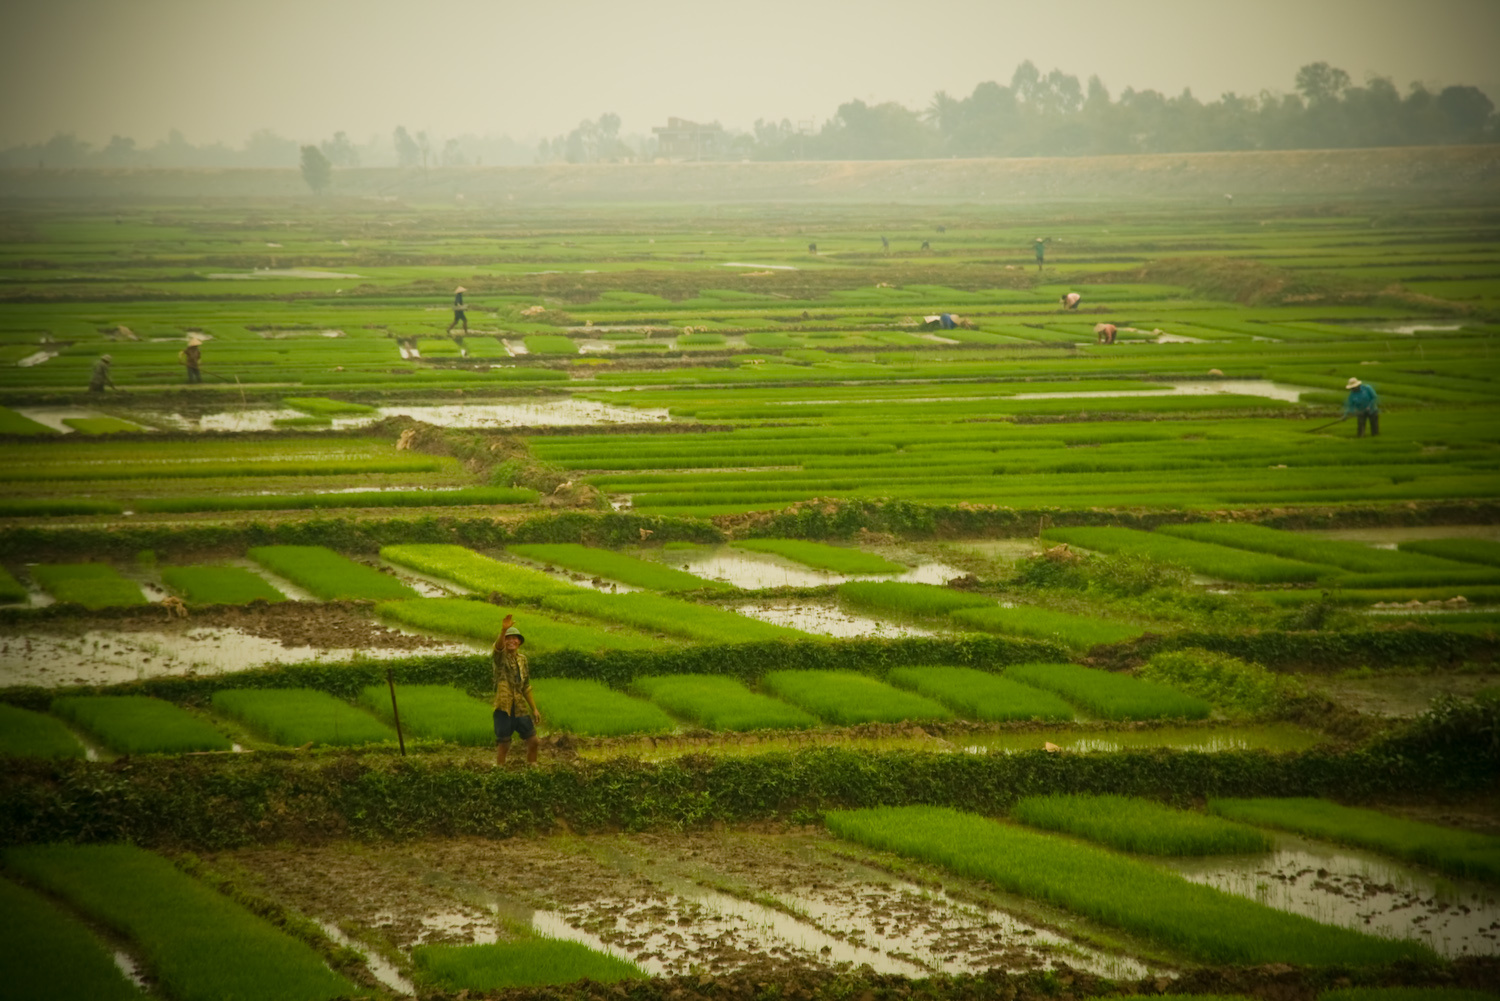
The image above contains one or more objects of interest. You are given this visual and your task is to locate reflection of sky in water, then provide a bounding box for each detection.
[147,399,671,432]
[1166,833,1500,958]
[663,546,962,590]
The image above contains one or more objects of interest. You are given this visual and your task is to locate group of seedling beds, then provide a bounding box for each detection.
[1,192,1498,1000]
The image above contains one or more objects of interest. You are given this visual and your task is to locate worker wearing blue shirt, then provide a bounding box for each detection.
[1343,377,1380,437]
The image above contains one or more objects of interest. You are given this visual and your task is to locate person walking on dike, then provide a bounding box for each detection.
[493,614,542,766]
[178,336,203,384]
[1344,377,1380,437]
[1033,237,1046,271]
[447,286,469,334]
[1061,292,1082,310]
[88,354,115,392]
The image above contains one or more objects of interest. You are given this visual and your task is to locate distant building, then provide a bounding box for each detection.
[652,118,726,161]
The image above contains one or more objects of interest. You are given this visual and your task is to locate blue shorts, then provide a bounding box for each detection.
[493,710,536,743]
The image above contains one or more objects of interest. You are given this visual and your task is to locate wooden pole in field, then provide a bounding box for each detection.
[386,668,406,756]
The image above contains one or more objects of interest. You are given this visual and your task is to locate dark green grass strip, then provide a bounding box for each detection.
[413,939,644,990]
[0,406,57,435]
[630,674,819,731]
[825,806,1434,965]
[31,563,146,609]
[950,605,1145,650]
[211,688,396,747]
[529,678,677,737]
[0,703,84,758]
[161,565,285,604]
[1210,797,1500,883]
[1005,663,1210,721]
[886,666,1074,722]
[3,844,355,1001]
[51,696,231,754]
[1399,538,1500,568]
[248,545,418,601]
[1011,793,1274,855]
[137,486,537,514]
[1158,523,1471,574]
[0,877,138,1001]
[357,684,493,746]
[761,670,953,725]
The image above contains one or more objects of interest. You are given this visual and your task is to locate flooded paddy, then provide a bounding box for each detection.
[661,545,965,590]
[733,599,941,638]
[147,398,671,433]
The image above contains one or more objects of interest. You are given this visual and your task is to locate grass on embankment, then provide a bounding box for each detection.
[1011,794,1273,856]
[51,696,231,754]
[826,806,1435,966]
[0,877,139,1001]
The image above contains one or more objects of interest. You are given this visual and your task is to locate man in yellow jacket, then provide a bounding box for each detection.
[492,614,543,765]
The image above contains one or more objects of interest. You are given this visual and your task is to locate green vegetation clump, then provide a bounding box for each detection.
[51,696,231,754]
[248,545,417,600]
[1005,662,1211,721]
[886,666,1073,721]
[357,684,493,745]
[760,670,953,725]
[1042,527,1333,583]
[509,543,727,591]
[630,674,819,731]
[950,604,1144,649]
[413,938,645,990]
[382,544,572,600]
[0,703,84,758]
[281,396,377,415]
[211,688,396,747]
[160,565,285,604]
[1210,797,1500,882]
[0,877,139,1001]
[31,563,146,608]
[838,580,994,617]
[825,806,1434,965]
[1011,793,1274,855]
[733,538,905,574]
[528,678,676,736]
[1142,648,1305,718]
[3,844,356,1001]
[377,598,658,651]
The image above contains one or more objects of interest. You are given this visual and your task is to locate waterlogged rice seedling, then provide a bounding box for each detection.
[825,806,1434,965]
[524,335,578,355]
[1399,538,1500,568]
[52,696,231,754]
[0,877,139,1001]
[138,486,537,514]
[630,674,819,730]
[211,688,396,747]
[248,545,417,600]
[357,684,493,745]
[0,703,84,758]
[413,938,645,990]
[377,598,658,651]
[31,563,146,608]
[160,565,285,604]
[838,580,994,618]
[0,564,26,602]
[1005,662,1210,720]
[529,678,676,736]
[761,670,953,725]
[281,396,377,415]
[1209,798,1500,883]
[1011,794,1274,855]
[382,544,573,600]
[887,666,1074,721]
[732,538,906,574]
[1158,523,1470,574]
[542,590,807,643]
[1043,527,1332,583]
[4,844,356,1001]
[949,605,1144,649]
[509,543,727,591]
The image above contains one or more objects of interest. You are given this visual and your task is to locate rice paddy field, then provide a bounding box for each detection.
[1,153,1498,999]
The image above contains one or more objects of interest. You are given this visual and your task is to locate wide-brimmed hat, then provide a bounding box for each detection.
[455,286,467,293]
[187,336,203,347]
[1346,377,1362,389]
[503,625,524,645]
[100,354,112,362]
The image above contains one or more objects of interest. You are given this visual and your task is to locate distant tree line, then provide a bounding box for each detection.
[2,61,1492,170]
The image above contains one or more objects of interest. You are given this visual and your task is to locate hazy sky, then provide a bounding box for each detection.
[2,0,1497,147]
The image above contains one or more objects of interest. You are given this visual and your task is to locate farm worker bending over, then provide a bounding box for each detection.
[179,336,203,384]
[1344,377,1380,437]
[1094,323,1117,344]
[447,286,469,333]
[88,354,115,392]
[492,614,543,765]
[1061,292,1082,310]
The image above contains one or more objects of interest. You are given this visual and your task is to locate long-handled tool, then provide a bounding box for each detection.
[1305,415,1348,433]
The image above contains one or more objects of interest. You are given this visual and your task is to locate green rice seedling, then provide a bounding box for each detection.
[1141,649,1304,718]
[1158,523,1471,574]
[377,598,658,651]
[1042,527,1333,583]
[0,877,139,1001]
[381,544,573,600]
[887,666,1074,721]
[0,564,26,602]
[541,590,807,643]
[1011,794,1274,855]
[1333,568,1500,589]
[281,396,377,415]
[210,688,396,747]
[248,545,417,600]
[51,696,231,754]
[0,497,123,517]
[838,580,995,618]
[160,565,285,604]
[1209,798,1500,882]
[732,538,905,574]
[949,605,1144,649]
[529,678,676,736]
[524,335,577,355]
[0,703,84,758]
[1004,662,1210,721]
[137,486,537,514]
[1399,538,1500,568]
[0,406,56,435]
[413,938,645,990]
[3,844,356,1001]
[61,416,144,434]
[31,563,147,608]
[630,674,819,730]
[1319,990,1500,1001]
[760,670,953,725]
[509,543,728,591]
[825,806,1433,965]
[357,684,493,745]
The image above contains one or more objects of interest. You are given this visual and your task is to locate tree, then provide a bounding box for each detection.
[299,144,332,193]
[1295,62,1350,104]
[320,131,359,167]
[1437,85,1494,138]
[393,126,421,167]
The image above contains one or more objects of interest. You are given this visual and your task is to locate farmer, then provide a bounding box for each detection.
[1094,323,1117,344]
[447,286,469,333]
[880,235,889,251]
[178,336,203,384]
[1344,377,1380,437]
[88,354,115,392]
[492,614,542,766]
[1061,292,1082,310]
[1033,238,1046,271]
